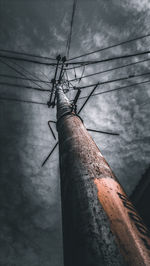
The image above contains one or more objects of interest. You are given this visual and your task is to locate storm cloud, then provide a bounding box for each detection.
[0,0,150,265]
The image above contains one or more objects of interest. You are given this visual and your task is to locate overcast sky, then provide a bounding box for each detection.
[0,0,150,265]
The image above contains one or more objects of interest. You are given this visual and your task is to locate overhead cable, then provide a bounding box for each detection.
[11,60,50,88]
[0,96,47,105]
[0,81,50,92]
[0,58,46,90]
[0,48,56,61]
[0,54,57,66]
[69,58,150,82]
[78,79,150,99]
[78,65,85,83]
[68,32,150,61]
[66,0,77,58]
[74,71,150,90]
[0,74,51,84]
[1,50,149,68]
[66,50,150,66]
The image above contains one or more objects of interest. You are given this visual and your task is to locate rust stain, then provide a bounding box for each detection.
[94,178,150,265]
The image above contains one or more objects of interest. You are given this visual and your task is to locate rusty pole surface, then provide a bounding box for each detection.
[56,86,150,266]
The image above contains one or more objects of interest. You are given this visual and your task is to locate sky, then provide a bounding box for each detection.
[0,0,150,265]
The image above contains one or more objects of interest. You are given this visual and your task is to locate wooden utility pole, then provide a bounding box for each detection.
[56,85,150,266]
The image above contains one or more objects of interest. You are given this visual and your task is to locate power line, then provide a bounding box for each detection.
[65,50,150,71]
[0,54,57,66]
[0,81,50,92]
[68,32,150,61]
[0,73,51,85]
[78,79,150,99]
[11,60,50,88]
[0,95,47,105]
[2,35,150,64]
[69,58,150,82]
[66,50,150,66]
[10,59,51,88]
[38,69,51,83]
[3,49,150,67]
[9,59,52,89]
[66,0,77,58]
[0,58,28,80]
[64,64,82,70]
[2,49,149,68]
[0,58,46,90]
[1,47,149,76]
[0,48,56,61]
[74,71,150,90]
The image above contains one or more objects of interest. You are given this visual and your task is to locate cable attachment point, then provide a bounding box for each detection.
[47,54,61,108]
[56,54,61,61]
[62,56,66,63]
[51,78,55,85]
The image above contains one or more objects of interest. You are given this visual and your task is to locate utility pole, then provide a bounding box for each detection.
[56,85,150,266]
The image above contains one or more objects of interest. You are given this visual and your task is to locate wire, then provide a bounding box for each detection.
[11,60,52,89]
[64,64,82,70]
[64,70,74,89]
[78,79,150,99]
[0,58,46,90]
[66,50,150,66]
[74,71,150,90]
[68,32,150,61]
[38,70,51,82]
[0,95,47,105]
[65,70,75,89]
[47,56,60,107]
[0,74,51,84]
[65,70,69,84]
[0,81,50,92]
[3,35,150,64]
[0,48,56,61]
[11,60,47,86]
[69,58,150,82]
[66,0,77,59]
[0,54,57,66]
[78,65,85,83]
[0,58,27,79]
[64,51,150,71]
[73,66,77,79]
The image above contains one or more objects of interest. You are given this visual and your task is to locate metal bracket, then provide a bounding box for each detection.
[87,128,119,136]
[47,54,61,108]
[42,142,58,167]
[48,120,57,140]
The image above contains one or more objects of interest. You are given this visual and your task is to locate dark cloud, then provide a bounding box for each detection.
[0,0,150,265]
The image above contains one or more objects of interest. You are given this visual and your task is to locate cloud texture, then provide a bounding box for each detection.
[0,0,150,265]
